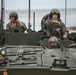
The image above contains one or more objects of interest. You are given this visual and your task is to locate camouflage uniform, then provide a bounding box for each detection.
[47,20,67,36]
[6,12,27,32]
[41,8,67,37]
[6,22,27,32]
[41,14,51,30]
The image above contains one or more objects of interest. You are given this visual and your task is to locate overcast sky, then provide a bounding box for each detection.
[0,0,76,10]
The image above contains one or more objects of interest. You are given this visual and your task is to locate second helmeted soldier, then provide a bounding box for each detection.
[41,8,68,39]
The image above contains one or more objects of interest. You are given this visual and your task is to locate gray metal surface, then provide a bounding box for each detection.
[5,33,42,45]
[0,45,76,68]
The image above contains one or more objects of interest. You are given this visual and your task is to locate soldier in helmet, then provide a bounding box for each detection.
[48,36,59,46]
[41,8,68,39]
[47,36,60,48]
[6,11,27,32]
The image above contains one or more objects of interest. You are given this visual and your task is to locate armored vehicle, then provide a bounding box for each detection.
[0,0,76,75]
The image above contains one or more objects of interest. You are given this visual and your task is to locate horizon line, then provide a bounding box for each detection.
[0,8,76,11]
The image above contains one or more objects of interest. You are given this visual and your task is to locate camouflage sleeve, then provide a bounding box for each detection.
[41,14,50,29]
[21,22,27,32]
[6,23,10,30]
[60,21,68,35]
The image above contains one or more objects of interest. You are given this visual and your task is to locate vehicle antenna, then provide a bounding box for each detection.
[1,0,5,28]
[28,0,31,29]
[33,12,35,31]
[65,0,67,26]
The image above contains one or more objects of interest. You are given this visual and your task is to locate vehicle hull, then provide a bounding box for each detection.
[0,68,76,75]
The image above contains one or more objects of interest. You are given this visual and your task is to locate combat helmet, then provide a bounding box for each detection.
[48,36,59,43]
[9,11,18,20]
[50,8,60,18]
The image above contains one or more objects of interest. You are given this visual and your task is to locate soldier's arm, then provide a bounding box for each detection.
[60,22,68,36]
[16,19,27,32]
[21,22,27,32]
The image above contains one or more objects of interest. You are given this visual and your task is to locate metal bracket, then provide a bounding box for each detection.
[52,58,68,68]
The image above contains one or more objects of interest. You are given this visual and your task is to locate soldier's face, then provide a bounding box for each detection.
[52,14,58,20]
[10,17,15,22]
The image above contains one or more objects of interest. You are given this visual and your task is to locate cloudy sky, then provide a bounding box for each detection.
[0,0,76,10]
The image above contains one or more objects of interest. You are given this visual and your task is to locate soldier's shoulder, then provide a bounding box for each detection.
[42,14,50,19]
[60,21,65,25]
[58,20,64,24]
[21,22,26,25]
[21,21,25,24]
[21,22,27,28]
